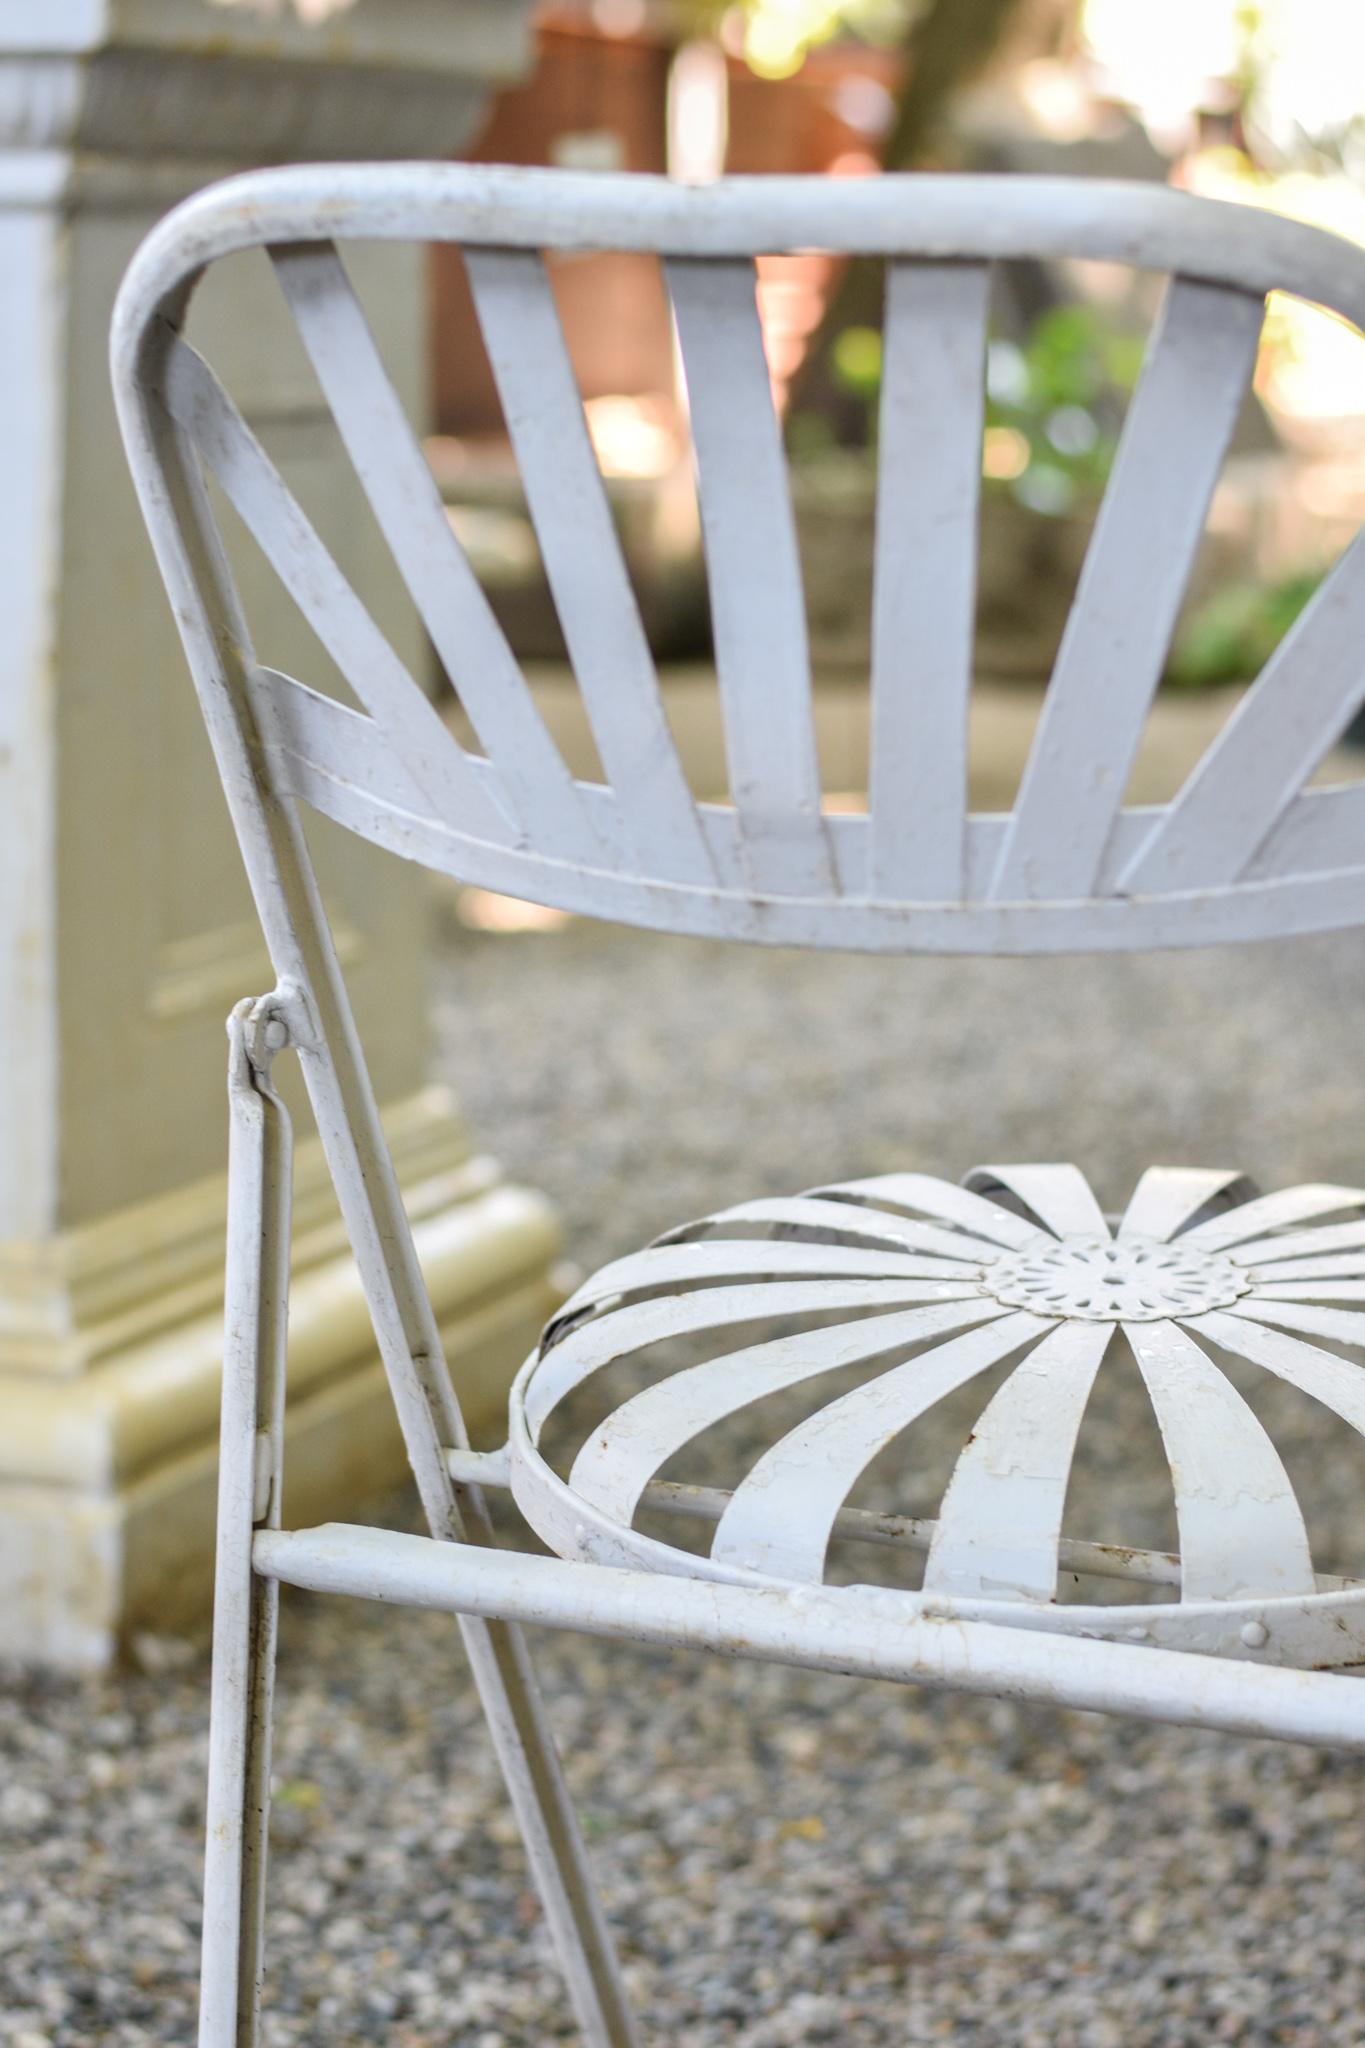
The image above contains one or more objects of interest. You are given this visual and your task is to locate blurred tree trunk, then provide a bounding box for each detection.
[790,0,1031,424]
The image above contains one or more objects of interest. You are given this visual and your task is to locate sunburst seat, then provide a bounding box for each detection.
[509,1163,1365,1671]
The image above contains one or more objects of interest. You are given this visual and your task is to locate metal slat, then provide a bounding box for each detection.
[1228,1222,1365,1266]
[665,256,834,896]
[808,1173,1046,1250]
[1255,1280,1365,1303]
[522,1277,972,1436]
[271,241,608,866]
[869,260,989,901]
[1249,1253,1365,1282]
[1127,1319,1316,1601]
[990,278,1263,903]
[1190,1308,1365,1437]
[547,1236,972,1332]
[567,1298,1003,1529]
[463,247,714,883]
[922,1320,1111,1602]
[1230,1299,1365,1347]
[1117,1167,1255,1243]
[162,337,513,844]
[1182,1184,1365,1251]
[1121,528,1365,895]
[710,1311,1046,1582]
[658,1194,995,1263]
[964,1163,1111,1240]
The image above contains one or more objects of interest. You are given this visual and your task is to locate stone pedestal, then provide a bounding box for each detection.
[0,0,553,1668]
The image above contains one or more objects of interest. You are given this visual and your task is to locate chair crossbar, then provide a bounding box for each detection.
[254,1521,1365,1752]
[445,1454,1361,1599]
[446,1448,1190,1587]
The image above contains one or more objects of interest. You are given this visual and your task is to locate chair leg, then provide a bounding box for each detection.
[196,998,640,2047]
[199,1004,292,2048]
[145,380,639,2044]
[452,1601,641,2048]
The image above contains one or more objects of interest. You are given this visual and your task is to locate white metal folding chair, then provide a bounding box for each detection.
[113,165,1365,2047]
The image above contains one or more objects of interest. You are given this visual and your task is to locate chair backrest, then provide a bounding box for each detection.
[112,164,1365,957]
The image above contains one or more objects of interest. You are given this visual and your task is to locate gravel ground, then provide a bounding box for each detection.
[7,912,1365,2046]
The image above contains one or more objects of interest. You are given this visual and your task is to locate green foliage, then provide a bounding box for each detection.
[805,279,1321,694]
[1004,302,1145,411]
[984,303,1143,515]
[1168,570,1322,689]
[785,409,840,458]
[820,298,1145,515]
[668,0,922,76]
[830,324,883,399]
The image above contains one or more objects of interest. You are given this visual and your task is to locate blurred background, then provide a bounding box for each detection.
[434,0,1365,693]
[422,0,1365,940]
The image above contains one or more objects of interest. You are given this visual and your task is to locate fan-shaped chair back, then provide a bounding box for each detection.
[114,166,1365,955]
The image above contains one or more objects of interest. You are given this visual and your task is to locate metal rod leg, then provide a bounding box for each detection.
[144,423,636,2043]
[199,1003,292,2048]
[287,1039,639,2038]
[454,1604,640,2047]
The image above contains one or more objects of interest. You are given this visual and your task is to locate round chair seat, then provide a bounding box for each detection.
[507,1163,1365,1670]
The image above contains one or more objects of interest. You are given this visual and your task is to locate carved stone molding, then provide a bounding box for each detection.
[0,0,546,1666]
[0,1,532,203]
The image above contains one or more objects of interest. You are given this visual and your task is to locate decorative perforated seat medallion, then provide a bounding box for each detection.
[508,1163,1365,1669]
[984,1235,1249,1320]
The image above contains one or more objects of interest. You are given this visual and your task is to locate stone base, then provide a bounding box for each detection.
[0,1090,565,1670]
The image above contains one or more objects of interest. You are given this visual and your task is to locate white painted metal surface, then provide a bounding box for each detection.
[253,1521,1365,1755]
[869,260,989,901]
[113,163,1365,953]
[507,1167,1365,1669]
[110,164,1365,2045]
[989,278,1264,903]
[199,999,291,2048]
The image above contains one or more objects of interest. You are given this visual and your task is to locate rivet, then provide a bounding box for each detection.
[1240,1619,1269,1649]
[263,1017,288,1051]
